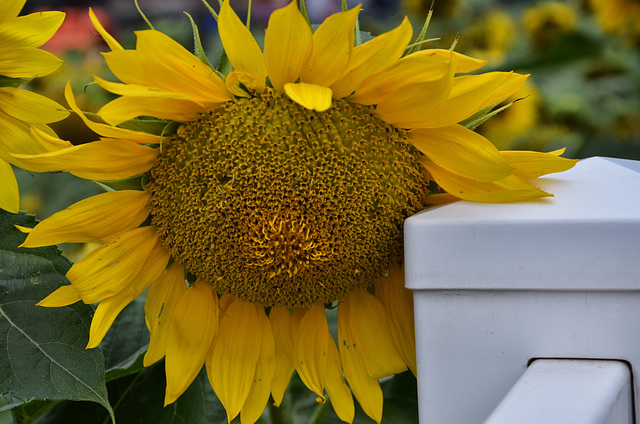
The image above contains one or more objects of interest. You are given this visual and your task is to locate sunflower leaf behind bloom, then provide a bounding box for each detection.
[0,210,114,422]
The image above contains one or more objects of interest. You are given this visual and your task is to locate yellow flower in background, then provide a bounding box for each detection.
[457,9,516,67]
[479,81,541,150]
[14,2,576,423]
[522,1,577,51]
[590,0,640,42]
[0,0,69,213]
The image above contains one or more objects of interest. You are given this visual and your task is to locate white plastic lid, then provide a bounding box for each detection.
[404,157,640,291]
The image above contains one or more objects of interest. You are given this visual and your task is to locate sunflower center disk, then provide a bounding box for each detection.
[147,90,429,308]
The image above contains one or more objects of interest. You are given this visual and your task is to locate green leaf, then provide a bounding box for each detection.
[116,118,179,137]
[0,76,29,88]
[93,175,146,192]
[0,210,114,423]
[102,297,149,382]
[34,364,228,424]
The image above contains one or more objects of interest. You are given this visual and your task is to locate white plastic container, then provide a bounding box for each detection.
[404,157,640,423]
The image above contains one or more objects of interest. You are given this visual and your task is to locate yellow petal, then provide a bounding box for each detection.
[21,190,151,247]
[427,49,487,73]
[423,156,552,202]
[332,16,413,99]
[374,74,454,128]
[415,71,528,128]
[500,149,577,180]
[219,1,267,90]
[63,81,161,144]
[207,298,261,422]
[102,31,231,104]
[88,291,141,348]
[300,6,361,87]
[225,70,263,98]
[269,307,296,406]
[164,280,218,405]
[87,244,170,348]
[240,306,276,424]
[294,305,329,401]
[89,7,123,51]
[284,82,332,112]
[375,264,416,375]
[0,87,68,124]
[349,49,455,105]
[98,95,207,125]
[264,1,313,92]
[344,290,406,379]
[324,339,355,423]
[338,298,383,423]
[0,46,61,78]
[0,1,25,23]
[66,226,163,304]
[0,114,67,169]
[12,137,158,181]
[0,159,19,213]
[37,284,82,308]
[408,125,513,182]
[135,30,232,101]
[144,262,187,366]
[0,11,64,49]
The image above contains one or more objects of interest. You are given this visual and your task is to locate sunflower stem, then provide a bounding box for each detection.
[268,399,294,424]
[308,398,330,424]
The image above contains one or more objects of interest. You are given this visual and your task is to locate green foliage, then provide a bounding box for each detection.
[0,210,113,423]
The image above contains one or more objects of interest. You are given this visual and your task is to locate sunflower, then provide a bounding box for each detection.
[590,0,640,42]
[522,1,577,51]
[0,0,69,213]
[13,2,576,423]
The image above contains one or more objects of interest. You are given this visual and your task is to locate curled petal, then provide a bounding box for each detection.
[284,83,332,112]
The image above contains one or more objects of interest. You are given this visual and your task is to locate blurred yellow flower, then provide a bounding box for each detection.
[522,1,577,50]
[590,0,640,42]
[0,0,69,213]
[459,9,516,67]
[15,2,576,423]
